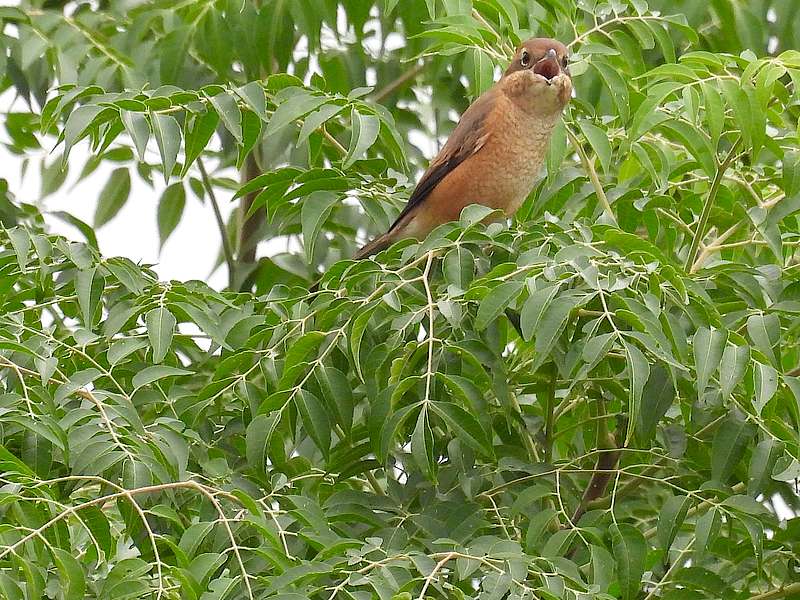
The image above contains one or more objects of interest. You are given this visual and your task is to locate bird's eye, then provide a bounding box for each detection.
[520,51,530,67]
[561,56,569,68]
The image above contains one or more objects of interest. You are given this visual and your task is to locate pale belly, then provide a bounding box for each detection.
[402,105,559,239]
[451,111,557,217]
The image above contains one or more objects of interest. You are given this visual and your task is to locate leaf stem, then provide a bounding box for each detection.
[566,126,617,225]
[544,367,557,463]
[748,583,800,600]
[197,158,236,289]
[684,139,742,271]
[371,62,426,103]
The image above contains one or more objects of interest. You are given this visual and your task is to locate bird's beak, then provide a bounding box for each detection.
[533,48,561,83]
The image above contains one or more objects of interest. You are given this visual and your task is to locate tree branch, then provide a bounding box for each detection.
[748,583,800,600]
[197,158,236,289]
[684,139,742,271]
[371,62,426,104]
[566,126,617,226]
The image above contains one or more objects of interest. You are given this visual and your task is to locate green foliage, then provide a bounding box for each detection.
[1,0,800,599]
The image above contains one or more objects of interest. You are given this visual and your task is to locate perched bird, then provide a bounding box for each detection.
[354,38,572,259]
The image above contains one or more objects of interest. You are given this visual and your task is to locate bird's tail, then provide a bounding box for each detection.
[309,232,394,292]
[353,232,394,260]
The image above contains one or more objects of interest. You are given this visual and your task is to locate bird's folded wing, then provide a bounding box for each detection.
[387,88,497,234]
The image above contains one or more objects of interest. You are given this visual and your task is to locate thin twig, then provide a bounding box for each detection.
[691,222,741,272]
[747,583,800,600]
[544,367,557,463]
[566,126,617,225]
[197,158,236,289]
[322,126,347,156]
[371,62,426,104]
[684,139,742,271]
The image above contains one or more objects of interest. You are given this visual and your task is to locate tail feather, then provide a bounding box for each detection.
[309,232,394,292]
[353,232,394,260]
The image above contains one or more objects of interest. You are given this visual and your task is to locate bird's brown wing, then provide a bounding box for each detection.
[387,88,497,234]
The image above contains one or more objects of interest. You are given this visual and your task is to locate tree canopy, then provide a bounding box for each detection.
[0,1,799,599]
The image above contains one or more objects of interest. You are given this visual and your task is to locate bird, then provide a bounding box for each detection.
[353,38,572,260]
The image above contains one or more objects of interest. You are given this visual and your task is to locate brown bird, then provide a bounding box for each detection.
[354,38,572,259]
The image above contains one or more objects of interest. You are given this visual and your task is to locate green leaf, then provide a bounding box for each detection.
[657,495,691,552]
[746,313,780,366]
[237,110,263,169]
[470,48,494,96]
[694,507,721,560]
[611,523,646,600]
[719,344,749,400]
[55,368,101,403]
[711,416,754,483]
[443,246,474,290]
[782,150,800,196]
[343,109,380,168]
[753,362,778,414]
[235,81,267,121]
[295,389,331,459]
[208,91,243,143]
[314,366,354,433]
[151,112,181,183]
[475,281,524,331]
[51,211,98,248]
[297,103,345,147]
[700,80,724,149]
[430,401,492,457]
[578,120,612,173]
[132,365,192,388]
[145,306,177,363]
[245,413,281,472]
[301,191,339,263]
[747,439,783,496]
[693,327,726,397]
[266,91,328,136]
[62,105,105,160]
[75,267,103,328]
[121,110,150,162]
[159,26,191,84]
[519,284,560,341]
[624,340,650,445]
[7,227,30,270]
[637,363,675,442]
[51,548,85,599]
[534,292,584,358]
[411,407,435,480]
[182,110,218,176]
[107,339,147,364]
[350,306,375,383]
[94,167,131,228]
[157,182,186,249]
[280,331,325,388]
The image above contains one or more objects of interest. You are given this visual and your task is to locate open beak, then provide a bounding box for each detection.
[533,48,561,84]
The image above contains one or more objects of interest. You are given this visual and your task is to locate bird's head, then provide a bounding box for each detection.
[501,38,572,115]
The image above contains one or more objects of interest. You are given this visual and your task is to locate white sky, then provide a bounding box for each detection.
[0,90,233,288]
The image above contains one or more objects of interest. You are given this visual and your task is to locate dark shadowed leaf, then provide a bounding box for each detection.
[711,416,755,483]
[157,183,186,249]
[94,167,131,228]
[151,112,181,182]
[475,281,524,331]
[637,363,675,442]
[611,523,646,600]
[693,327,726,396]
[145,306,176,363]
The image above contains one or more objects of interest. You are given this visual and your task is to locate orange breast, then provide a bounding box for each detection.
[404,95,560,239]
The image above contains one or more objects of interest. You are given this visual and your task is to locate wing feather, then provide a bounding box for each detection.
[387,88,497,233]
